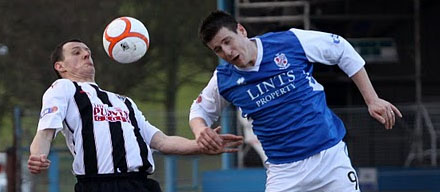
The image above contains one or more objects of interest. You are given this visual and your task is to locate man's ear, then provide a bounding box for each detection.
[237,23,247,37]
[54,61,66,73]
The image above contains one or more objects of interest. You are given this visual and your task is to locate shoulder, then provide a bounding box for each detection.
[289,28,341,44]
[123,96,140,110]
[122,95,134,104]
[257,29,296,40]
[194,71,219,99]
[50,79,75,90]
[201,70,219,89]
[43,79,75,98]
[216,62,233,75]
[253,29,301,49]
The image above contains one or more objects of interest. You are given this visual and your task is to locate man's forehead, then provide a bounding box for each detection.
[208,27,232,48]
[63,42,88,50]
[215,27,233,39]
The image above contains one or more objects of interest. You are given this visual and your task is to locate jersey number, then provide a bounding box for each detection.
[347,171,359,190]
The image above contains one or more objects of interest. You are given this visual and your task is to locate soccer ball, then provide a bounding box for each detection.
[103,17,150,64]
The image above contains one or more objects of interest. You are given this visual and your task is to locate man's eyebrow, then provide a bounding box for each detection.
[212,37,230,51]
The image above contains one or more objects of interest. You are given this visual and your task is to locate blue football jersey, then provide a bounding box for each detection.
[216,29,362,163]
[190,28,364,164]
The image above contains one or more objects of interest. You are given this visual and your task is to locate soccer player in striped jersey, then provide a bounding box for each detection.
[189,11,402,192]
[27,39,243,192]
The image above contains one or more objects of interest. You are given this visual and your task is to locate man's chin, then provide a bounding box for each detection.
[233,62,246,68]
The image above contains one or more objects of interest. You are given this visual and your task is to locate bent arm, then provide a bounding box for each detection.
[28,129,55,174]
[351,67,402,129]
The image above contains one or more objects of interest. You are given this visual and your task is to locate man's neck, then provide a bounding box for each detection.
[64,75,95,83]
[247,39,258,67]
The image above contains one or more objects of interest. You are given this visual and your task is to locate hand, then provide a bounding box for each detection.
[196,126,244,155]
[367,98,403,129]
[203,132,243,155]
[196,126,224,151]
[28,154,51,174]
[221,133,244,153]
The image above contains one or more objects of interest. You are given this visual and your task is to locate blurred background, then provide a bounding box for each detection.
[0,0,439,191]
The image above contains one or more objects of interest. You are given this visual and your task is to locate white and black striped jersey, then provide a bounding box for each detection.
[38,79,160,175]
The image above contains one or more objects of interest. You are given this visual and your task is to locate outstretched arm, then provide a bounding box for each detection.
[190,117,225,151]
[351,67,403,129]
[28,129,54,174]
[150,129,243,155]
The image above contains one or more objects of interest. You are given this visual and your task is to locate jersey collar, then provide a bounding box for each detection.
[233,38,263,72]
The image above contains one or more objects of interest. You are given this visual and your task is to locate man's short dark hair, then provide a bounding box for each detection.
[50,39,84,79]
[199,10,238,45]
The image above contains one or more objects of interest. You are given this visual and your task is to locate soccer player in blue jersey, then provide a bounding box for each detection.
[189,11,402,192]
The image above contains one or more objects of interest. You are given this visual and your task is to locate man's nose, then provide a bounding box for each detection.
[223,46,233,57]
[83,51,90,59]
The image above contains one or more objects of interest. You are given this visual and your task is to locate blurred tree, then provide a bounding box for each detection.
[119,0,217,135]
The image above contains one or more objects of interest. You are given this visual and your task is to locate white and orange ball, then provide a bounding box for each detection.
[103,17,150,64]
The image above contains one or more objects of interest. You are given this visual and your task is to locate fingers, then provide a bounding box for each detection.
[391,105,403,118]
[223,148,239,153]
[384,104,403,129]
[28,154,51,174]
[219,134,243,141]
[220,141,243,153]
[372,112,385,125]
[385,108,393,129]
[209,127,223,146]
[224,140,243,148]
[28,166,41,174]
[369,99,403,130]
[204,143,242,155]
[217,136,243,154]
[390,108,396,129]
[213,127,221,134]
[197,137,218,151]
[196,127,223,151]
[197,127,245,155]
[40,154,51,164]
[198,133,243,155]
[377,107,393,130]
[371,108,394,130]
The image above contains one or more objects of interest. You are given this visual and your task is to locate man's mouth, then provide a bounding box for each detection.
[232,55,239,61]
